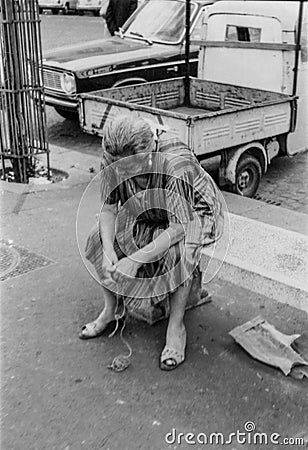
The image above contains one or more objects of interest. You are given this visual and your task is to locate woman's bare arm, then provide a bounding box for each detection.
[99,204,117,253]
[130,222,185,265]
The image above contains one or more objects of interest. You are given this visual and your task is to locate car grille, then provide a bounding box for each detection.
[43,69,62,92]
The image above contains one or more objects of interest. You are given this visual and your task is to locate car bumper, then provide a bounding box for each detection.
[44,94,78,110]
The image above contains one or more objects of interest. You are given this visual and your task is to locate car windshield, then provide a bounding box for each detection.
[123,0,197,44]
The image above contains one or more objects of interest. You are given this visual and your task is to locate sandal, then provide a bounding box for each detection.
[160,331,187,371]
[79,317,124,340]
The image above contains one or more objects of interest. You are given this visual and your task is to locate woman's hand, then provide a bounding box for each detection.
[102,248,118,282]
[111,257,140,282]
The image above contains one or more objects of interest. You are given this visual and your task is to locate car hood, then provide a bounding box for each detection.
[43,37,182,74]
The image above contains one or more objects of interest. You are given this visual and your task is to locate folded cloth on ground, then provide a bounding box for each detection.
[229,316,308,377]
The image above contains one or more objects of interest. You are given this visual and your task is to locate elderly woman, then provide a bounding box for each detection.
[80,115,224,370]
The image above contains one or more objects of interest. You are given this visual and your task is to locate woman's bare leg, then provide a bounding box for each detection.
[93,285,123,326]
[161,281,192,367]
[79,286,122,338]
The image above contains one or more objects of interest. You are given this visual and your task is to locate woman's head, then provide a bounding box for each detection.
[102,115,155,160]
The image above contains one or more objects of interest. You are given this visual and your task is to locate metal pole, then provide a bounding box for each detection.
[0,0,49,183]
[184,0,191,105]
[292,0,304,97]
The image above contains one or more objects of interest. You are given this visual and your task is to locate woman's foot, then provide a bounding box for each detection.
[160,324,187,371]
[79,311,116,340]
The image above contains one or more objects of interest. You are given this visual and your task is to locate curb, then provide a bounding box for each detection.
[0,145,100,194]
[200,213,308,314]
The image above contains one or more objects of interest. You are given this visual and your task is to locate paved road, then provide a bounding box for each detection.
[40,13,108,50]
[2,162,308,450]
[41,14,308,214]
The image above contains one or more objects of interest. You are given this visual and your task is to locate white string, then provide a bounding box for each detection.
[107,301,133,372]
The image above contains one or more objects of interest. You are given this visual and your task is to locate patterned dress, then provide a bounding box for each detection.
[85,136,224,310]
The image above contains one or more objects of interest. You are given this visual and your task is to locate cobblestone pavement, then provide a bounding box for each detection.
[256,151,308,214]
[201,152,308,214]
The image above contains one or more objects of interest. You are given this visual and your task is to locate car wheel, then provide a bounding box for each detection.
[55,107,78,121]
[231,154,262,198]
[52,9,59,14]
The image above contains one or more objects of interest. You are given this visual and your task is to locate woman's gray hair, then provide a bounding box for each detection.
[102,115,154,158]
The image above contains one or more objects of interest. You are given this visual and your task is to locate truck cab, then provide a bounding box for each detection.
[196,0,307,193]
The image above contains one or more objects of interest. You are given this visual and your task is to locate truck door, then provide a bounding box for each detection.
[198,2,307,156]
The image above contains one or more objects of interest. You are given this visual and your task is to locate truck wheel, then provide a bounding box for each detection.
[55,107,78,121]
[232,154,262,197]
[52,9,59,14]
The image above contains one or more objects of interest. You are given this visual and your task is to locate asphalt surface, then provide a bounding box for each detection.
[40,13,108,50]
[1,156,308,450]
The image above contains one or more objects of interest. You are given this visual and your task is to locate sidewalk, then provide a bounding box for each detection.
[1,145,307,450]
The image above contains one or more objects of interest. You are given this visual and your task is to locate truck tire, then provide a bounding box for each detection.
[55,106,78,121]
[232,154,262,197]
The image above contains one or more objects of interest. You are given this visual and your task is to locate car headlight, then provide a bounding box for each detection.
[60,73,76,94]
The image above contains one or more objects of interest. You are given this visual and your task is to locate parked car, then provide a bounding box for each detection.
[77,0,107,16]
[38,0,78,15]
[42,0,215,119]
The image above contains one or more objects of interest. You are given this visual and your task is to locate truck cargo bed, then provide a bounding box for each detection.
[79,77,294,156]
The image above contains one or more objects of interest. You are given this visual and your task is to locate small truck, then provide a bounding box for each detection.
[78,0,307,197]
